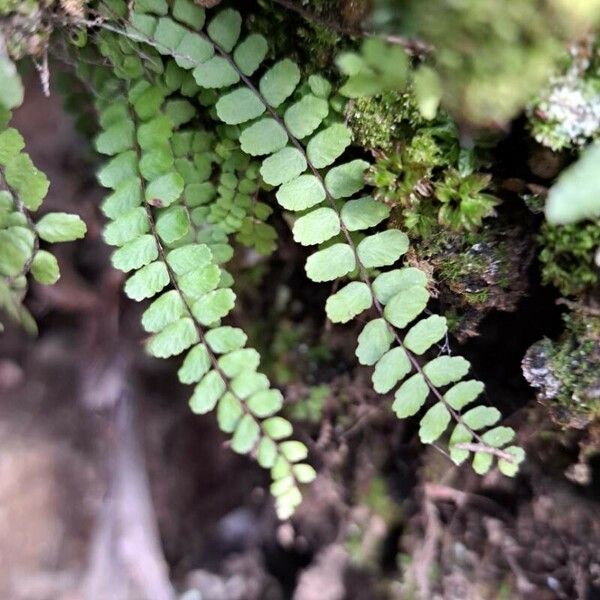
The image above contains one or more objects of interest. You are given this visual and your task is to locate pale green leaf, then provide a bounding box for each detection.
[472,452,493,475]
[257,437,278,468]
[231,371,269,399]
[178,263,220,298]
[260,147,307,186]
[263,416,293,440]
[307,124,352,169]
[36,212,87,243]
[30,250,60,285]
[103,207,149,246]
[404,315,447,355]
[392,373,428,418]
[419,402,450,443]
[207,8,242,52]
[372,346,412,394]
[240,118,288,156]
[372,268,428,305]
[5,153,49,211]
[141,289,185,333]
[98,151,137,189]
[124,261,169,301]
[305,243,355,282]
[423,356,470,387]
[325,281,372,323]
[166,243,212,275]
[172,0,205,28]
[444,380,484,410]
[357,230,408,269]
[498,446,525,477]
[356,318,393,365]
[216,87,266,125]
[173,31,214,69]
[147,317,198,358]
[384,285,429,329]
[0,128,24,165]
[341,196,390,231]
[284,94,329,139]
[112,234,158,272]
[293,463,317,483]
[0,57,24,110]
[233,33,268,76]
[193,56,239,88]
[101,178,142,219]
[324,159,368,199]
[247,389,284,418]
[462,406,501,430]
[292,207,340,246]
[231,414,260,454]
[449,424,471,465]
[156,205,189,244]
[205,326,247,353]
[95,120,134,155]
[191,288,236,325]
[280,440,308,462]
[308,74,331,98]
[218,348,260,377]
[190,369,226,414]
[178,343,211,384]
[481,426,515,448]
[145,172,184,207]
[259,59,301,107]
[217,392,243,433]
[276,174,325,211]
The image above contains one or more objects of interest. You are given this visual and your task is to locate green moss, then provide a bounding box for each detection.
[345,90,425,151]
[539,221,600,296]
[523,312,600,427]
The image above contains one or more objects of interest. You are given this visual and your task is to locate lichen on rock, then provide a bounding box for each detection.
[523,312,600,428]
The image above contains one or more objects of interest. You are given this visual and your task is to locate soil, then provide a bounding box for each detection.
[1,75,599,600]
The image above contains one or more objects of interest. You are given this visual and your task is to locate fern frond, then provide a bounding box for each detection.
[106,0,525,476]
[0,57,86,333]
[91,35,313,517]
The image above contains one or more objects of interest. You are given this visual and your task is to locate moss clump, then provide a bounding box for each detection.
[523,312,600,428]
[410,226,530,337]
[539,221,600,296]
[345,90,425,151]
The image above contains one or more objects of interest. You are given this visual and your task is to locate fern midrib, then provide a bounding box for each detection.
[126,102,302,481]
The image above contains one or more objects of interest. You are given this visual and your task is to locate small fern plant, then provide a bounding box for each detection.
[0,55,86,333]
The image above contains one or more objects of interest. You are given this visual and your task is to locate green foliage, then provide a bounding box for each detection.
[89,29,311,518]
[114,3,522,479]
[0,60,86,332]
[6,0,527,519]
[539,220,600,296]
[364,122,499,236]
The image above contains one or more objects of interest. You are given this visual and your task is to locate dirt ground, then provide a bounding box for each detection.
[1,75,599,600]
